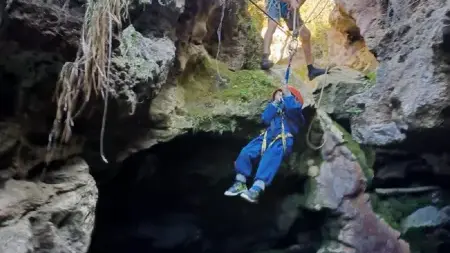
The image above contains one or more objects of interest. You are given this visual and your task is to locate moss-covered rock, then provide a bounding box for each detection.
[142,50,282,155]
[178,52,280,135]
[400,204,450,253]
[313,66,374,120]
[334,123,374,184]
[370,194,435,231]
[300,110,364,211]
[370,193,450,253]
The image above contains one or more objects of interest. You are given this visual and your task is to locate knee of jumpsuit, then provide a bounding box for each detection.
[254,137,294,186]
[234,135,264,177]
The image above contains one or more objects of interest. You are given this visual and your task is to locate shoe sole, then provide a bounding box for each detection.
[224,189,246,197]
[240,193,257,203]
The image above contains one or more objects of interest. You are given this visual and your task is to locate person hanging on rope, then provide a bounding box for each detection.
[261,0,326,81]
[224,85,304,203]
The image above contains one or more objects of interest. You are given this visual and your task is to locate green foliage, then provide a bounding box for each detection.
[370,194,434,230]
[300,0,335,60]
[242,2,264,69]
[181,56,279,104]
[179,56,277,134]
[214,69,277,102]
[246,0,265,32]
[366,71,376,83]
[346,107,363,115]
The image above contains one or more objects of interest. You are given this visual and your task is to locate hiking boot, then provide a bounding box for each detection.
[261,54,274,70]
[240,186,263,204]
[224,181,247,196]
[307,64,326,80]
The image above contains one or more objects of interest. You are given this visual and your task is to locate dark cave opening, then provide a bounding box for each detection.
[372,151,450,190]
[88,131,325,253]
[0,69,18,120]
[370,149,450,190]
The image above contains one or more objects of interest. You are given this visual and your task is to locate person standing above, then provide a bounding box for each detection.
[261,0,326,81]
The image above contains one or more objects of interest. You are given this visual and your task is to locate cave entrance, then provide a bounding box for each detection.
[88,131,324,253]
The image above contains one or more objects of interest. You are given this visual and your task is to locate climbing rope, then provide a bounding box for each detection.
[279,1,330,150]
[283,0,330,86]
[215,0,227,79]
[247,0,331,150]
[304,65,329,150]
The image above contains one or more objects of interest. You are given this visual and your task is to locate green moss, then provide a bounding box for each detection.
[214,69,277,102]
[180,56,278,105]
[366,71,376,84]
[178,55,277,134]
[370,194,434,231]
[361,145,376,169]
[334,123,374,183]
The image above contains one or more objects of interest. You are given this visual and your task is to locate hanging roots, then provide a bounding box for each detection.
[47,0,129,163]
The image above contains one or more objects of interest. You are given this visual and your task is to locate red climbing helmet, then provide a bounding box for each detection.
[272,85,304,104]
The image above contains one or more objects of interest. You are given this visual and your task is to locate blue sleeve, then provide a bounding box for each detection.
[283,95,304,123]
[261,102,278,126]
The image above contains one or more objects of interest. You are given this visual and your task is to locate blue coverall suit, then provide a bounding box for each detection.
[234,94,304,186]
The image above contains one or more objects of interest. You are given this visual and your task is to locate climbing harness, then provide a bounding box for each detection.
[260,115,293,155]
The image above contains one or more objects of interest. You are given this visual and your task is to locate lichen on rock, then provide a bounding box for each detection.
[111,25,176,110]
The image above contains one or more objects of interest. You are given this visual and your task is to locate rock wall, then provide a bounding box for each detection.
[336,0,450,148]
[309,59,450,252]
[0,158,97,253]
[297,110,410,253]
[0,0,264,252]
[327,5,378,73]
[312,2,450,250]
[1,0,448,252]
